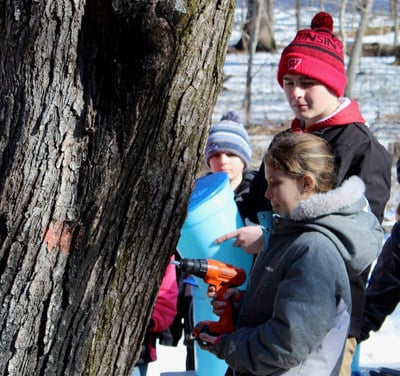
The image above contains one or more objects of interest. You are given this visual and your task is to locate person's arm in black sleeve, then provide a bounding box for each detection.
[351,132,391,224]
[360,223,400,341]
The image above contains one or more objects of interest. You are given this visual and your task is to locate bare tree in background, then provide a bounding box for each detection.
[235,0,276,52]
[0,0,235,374]
[261,0,276,51]
[296,0,302,30]
[392,0,400,65]
[392,0,399,46]
[345,0,374,97]
[340,0,350,56]
[245,0,262,124]
[240,0,275,124]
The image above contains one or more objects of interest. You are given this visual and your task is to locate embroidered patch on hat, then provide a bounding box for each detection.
[288,57,302,71]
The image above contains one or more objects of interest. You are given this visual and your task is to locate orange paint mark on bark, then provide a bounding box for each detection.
[43,221,74,253]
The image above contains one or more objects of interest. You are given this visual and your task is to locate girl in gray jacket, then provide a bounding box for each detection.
[198,132,383,375]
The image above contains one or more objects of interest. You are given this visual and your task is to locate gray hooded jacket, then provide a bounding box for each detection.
[209,176,383,376]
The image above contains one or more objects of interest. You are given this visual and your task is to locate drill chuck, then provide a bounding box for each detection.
[172,258,246,287]
[174,258,208,278]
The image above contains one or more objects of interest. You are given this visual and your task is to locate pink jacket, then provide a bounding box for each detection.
[149,256,179,361]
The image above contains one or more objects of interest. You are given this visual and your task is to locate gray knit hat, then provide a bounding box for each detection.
[205,112,252,168]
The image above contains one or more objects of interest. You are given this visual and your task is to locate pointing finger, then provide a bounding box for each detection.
[214,230,239,244]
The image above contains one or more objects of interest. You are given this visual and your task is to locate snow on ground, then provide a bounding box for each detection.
[360,303,400,369]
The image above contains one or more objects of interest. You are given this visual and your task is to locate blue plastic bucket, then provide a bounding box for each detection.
[177,172,252,278]
[351,344,361,375]
[177,172,253,376]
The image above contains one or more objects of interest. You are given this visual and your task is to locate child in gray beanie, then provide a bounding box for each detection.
[205,112,255,220]
[205,112,252,170]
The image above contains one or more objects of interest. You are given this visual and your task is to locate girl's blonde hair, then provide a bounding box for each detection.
[264,132,336,193]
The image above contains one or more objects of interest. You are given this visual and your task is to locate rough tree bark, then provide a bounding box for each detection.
[0,0,235,375]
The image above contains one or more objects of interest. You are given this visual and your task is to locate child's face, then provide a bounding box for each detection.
[209,152,245,183]
[282,74,339,128]
[264,165,309,217]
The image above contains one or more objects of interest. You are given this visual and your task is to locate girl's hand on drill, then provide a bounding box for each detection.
[207,286,242,315]
[198,333,220,349]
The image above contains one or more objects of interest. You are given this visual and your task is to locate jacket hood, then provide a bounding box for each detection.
[291,175,367,220]
[280,176,383,275]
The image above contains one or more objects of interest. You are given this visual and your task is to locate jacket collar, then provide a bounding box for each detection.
[291,97,366,133]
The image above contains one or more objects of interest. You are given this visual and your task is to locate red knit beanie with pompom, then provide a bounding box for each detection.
[277,12,347,96]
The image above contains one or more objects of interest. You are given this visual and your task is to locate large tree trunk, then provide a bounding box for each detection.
[0,0,235,375]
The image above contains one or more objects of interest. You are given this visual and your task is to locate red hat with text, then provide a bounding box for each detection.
[277,12,347,97]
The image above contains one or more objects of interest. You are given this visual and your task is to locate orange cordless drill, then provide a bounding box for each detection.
[173,258,246,339]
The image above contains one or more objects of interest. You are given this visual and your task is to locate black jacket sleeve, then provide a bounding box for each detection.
[360,222,400,341]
